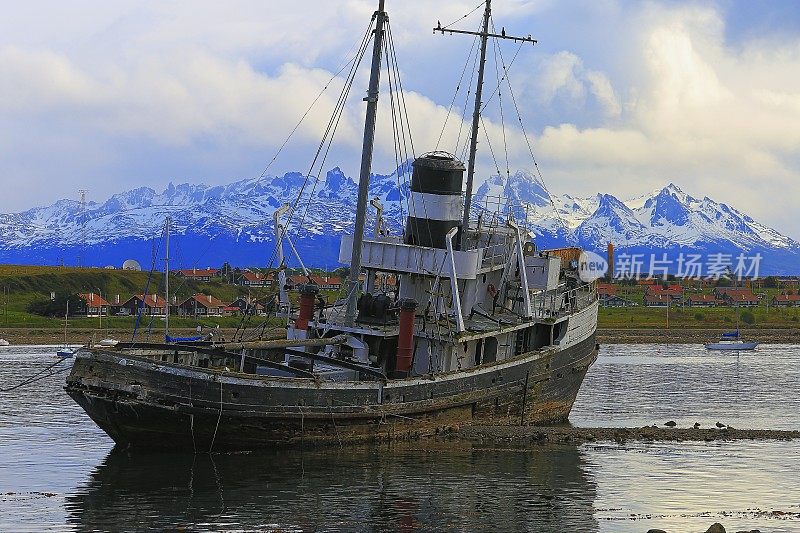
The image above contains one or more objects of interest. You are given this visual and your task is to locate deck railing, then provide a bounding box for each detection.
[530,281,596,319]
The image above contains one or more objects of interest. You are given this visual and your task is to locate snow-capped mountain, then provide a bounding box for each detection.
[1,165,798,274]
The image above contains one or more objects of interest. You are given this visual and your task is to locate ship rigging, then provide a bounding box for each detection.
[65,0,600,452]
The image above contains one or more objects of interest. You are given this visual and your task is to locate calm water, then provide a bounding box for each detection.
[1,344,798,532]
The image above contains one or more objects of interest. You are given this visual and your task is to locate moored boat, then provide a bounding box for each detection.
[97,338,119,347]
[57,347,76,358]
[65,0,600,452]
[705,330,758,351]
[57,301,76,358]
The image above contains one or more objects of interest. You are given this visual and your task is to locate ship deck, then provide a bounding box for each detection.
[305,285,595,340]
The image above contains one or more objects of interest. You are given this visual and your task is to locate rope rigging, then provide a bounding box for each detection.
[490,32,511,186]
[384,20,433,257]
[0,358,70,393]
[439,1,486,31]
[455,26,482,161]
[384,26,409,233]
[435,31,480,152]
[488,17,573,241]
[287,22,375,250]
[263,16,376,272]
[131,234,162,342]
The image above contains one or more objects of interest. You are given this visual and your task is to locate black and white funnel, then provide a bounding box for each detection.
[404,152,466,249]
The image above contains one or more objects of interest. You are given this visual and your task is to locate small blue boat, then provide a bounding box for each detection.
[56,347,76,358]
[705,330,758,351]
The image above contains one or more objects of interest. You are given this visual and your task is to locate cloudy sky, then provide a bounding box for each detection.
[2,0,800,237]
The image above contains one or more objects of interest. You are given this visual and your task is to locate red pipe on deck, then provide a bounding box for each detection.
[295,283,319,331]
[395,298,417,376]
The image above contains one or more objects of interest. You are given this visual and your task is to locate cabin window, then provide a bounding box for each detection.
[475,338,483,365]
[484,336,498,363]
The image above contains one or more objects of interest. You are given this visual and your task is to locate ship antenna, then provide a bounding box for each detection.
[344,0,388,326]
[433,0,536,249]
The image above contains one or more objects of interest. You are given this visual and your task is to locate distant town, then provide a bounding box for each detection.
[0,263,400,325]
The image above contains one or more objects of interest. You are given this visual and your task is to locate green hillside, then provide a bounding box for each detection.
[0,264,275,328]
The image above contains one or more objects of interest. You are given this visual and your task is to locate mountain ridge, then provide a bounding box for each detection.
[1,166,797,274]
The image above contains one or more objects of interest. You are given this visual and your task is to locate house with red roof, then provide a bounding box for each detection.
[715,288,760,307]
[646,284,684,302]
[175,268,219,281]
[78,293,110,316]
[288,274,343,291]
[239,271,273,287]
[178,294,226,317]
[121,294,167,316]
[686,294,723,307]
[596,283,617,305]
[771,294,800,307]
[644,293,672,307]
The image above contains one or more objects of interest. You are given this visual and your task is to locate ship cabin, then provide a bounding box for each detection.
[280,152,598,380]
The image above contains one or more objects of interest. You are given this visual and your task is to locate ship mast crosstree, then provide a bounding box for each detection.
[344,0,536,326]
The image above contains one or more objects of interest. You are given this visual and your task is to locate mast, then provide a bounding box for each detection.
[344,0,387,326]
[461,1,491,250]
[433,1,536,249]
[165,217,171,339]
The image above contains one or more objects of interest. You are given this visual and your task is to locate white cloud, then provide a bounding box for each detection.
[524,3,800,237]
[0,0,799,240]
[532,51,621,117]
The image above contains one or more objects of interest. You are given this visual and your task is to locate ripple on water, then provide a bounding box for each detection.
[572,343,800,430]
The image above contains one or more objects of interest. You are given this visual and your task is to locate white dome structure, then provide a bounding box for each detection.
[122,259,142,271]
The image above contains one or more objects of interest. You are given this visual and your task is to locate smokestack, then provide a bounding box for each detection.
[295,284,319,332]
[394,298,418,377]
[607,242,615,281]
[405,154,466,249]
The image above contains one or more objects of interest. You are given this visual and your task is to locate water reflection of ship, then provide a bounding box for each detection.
[66,443,598,531]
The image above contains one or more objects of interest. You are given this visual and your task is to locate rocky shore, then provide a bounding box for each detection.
[647,524,764,533]
[597,327,800,344]
[454,424,800,445]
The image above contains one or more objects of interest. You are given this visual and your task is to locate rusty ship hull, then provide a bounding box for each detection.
[64,2,604,454]
[65,330,596,452]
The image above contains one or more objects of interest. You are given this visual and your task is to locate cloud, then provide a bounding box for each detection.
[533,51,621,118]
[525,3,800,236]
[0,0,799,241]
[0,46,362,147]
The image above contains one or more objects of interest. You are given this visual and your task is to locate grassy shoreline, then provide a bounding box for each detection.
[2,325,799,346]
[597,327,800,344]
[0,325,284,346]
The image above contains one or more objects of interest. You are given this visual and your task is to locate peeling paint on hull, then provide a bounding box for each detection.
[65,334,597,452]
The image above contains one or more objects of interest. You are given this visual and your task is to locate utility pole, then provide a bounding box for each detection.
[164,217,171,340]
[433,0,536,249]
[345,0,387,326]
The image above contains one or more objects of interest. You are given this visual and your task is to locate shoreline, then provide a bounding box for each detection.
[2,327,800,345]
[453,424,800,445]
[0,328,246,346]
[597,327,800,344]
